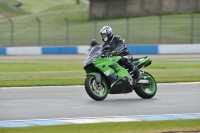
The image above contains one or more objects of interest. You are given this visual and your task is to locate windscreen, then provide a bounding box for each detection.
[84,46,102,66]
[88,46,102,56]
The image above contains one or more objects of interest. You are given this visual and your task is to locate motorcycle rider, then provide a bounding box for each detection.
[100,26,141,81]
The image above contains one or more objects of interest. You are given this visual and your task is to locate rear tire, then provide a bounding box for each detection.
[135,72,157,99]
[85,75,109,101]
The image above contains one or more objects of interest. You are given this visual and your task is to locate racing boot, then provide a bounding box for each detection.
[134,68,141,82]
[132,65,141,82]
[124,56,141,81]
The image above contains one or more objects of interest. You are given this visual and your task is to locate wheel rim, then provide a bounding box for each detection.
[89,76,108,97]
[140,74,156,94]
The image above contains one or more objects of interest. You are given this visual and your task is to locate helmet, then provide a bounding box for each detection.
[100,26,114,42]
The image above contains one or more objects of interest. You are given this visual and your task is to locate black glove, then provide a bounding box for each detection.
[102,51,116,58]
[110,51,116,56]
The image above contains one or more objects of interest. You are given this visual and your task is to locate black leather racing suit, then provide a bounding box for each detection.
[102,35,138,74]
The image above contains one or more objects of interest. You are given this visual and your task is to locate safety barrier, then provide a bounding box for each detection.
[0,44,199,55]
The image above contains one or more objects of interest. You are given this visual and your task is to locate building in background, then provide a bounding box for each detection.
[89,0,200,20]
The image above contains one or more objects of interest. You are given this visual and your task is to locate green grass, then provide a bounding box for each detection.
[0,57,199,87]
[0,0,200,46]
[0,0,27,17]
[13,0,80,13]
[146,59,200,82]
[0,0,80,14]
[0,119,200,133]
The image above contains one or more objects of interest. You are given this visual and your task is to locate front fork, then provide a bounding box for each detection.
[94,72,102,86]
[87,72,103,86]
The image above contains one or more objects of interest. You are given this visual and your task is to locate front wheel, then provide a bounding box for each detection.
[85,75,109,101]
[135,71,157,99]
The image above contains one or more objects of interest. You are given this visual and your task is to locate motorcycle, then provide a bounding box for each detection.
[83,45,157,101]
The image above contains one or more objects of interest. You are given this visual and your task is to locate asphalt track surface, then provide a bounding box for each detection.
[0,83,200,121]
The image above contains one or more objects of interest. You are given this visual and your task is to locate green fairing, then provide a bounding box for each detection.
[137,57,151,67]
[94,56,129,81]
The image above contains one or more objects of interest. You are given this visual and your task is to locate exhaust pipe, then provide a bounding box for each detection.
[137,79,150,84]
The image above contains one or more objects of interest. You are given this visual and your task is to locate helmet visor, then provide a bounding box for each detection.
[101,33,108,42]
[101,33,107,38]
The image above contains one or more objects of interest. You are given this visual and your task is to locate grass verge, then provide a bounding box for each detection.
[0,57,200,87]
[0,119,200,133]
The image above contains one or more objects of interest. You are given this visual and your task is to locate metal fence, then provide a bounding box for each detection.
[0,13,199,47]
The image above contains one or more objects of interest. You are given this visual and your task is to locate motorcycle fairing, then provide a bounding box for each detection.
[109,77,130,94]
[93,56,130,93]
[135,56,152,69]
[94,56,129,83]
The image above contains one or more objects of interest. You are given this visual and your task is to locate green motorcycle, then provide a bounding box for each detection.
[84,45,157,101]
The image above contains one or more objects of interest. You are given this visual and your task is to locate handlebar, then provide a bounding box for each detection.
[101,51,113,58]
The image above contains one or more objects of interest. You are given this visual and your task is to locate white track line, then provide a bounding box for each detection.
[1,82,200,90]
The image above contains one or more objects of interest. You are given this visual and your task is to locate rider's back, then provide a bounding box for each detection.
[102,35,131,56]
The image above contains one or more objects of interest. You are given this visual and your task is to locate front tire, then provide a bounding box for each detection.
[85,75,109,101]
[135,71,157,99]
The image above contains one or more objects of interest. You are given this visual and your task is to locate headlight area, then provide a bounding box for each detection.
[84,63,95,70]
[84,58,96,70]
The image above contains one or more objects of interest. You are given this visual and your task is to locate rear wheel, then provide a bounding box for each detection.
[135,71,157,99]
[85,75,109,101]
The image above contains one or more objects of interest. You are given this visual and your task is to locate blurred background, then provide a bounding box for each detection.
[0,0,199,47]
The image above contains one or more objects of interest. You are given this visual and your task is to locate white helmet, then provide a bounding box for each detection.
[100,26,113,42]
